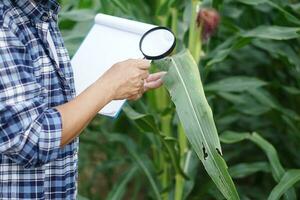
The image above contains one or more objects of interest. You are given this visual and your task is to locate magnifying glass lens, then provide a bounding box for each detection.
[139,27,176,60]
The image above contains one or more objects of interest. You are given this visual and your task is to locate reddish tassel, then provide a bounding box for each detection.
[197,8,220,41]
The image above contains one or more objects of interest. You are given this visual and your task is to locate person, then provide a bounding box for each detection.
[0,0,165,199]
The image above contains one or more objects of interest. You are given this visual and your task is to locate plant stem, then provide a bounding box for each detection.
[188,0,202,64]
[160,110,172,200]
[156,8,174,199]
[171,8,178,39]
[175,124,188,200]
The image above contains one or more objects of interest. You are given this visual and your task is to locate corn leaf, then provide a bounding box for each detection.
[154,50,240,200]
[106,166,138,200]
[242,26,300,40]
[220,131,297,200]
[182,151,200,200]
[105,132,162,200]
[77,195,89,200]
[123,105,189,179]
[237,0,300,25]
[221,132,285,181]
[123,105,160,135]
[229,162,270,179]
[205,76,267,92]
[236,0,268,5]
[268,170,300,200]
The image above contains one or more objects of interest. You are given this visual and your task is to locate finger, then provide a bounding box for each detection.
[140,70,150,79]
[146,71,167,82]
[136,59,151,70]
[144,78,164,91]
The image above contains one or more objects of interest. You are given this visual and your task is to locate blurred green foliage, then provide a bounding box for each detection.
[58,0,300,199]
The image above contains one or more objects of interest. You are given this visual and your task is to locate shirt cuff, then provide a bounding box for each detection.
[29,107,63,168]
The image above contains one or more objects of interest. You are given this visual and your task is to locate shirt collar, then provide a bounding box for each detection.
[13,0,61,22]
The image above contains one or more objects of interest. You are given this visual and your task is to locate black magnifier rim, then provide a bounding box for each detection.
[139,26,176,60]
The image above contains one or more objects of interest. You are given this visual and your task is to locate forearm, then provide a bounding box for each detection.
[56,77,113,147]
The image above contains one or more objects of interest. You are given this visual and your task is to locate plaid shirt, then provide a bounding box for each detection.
[0,0,78,199]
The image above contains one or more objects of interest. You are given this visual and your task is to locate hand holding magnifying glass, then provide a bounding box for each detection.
[101,26,176,101]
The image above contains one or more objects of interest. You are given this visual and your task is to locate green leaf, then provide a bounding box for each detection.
[206,48,231,67]
[106,166,138,200]
[268,170,300,200]
[154,50,240,200]
[242,26,300,40]
[267,1,300,26]
[235,103,271,116]
[206,37,252,67]
[218,92,249,105]
[182,151,200,200]
[205,77,267,92]
[283,86,300,95]
[236,0,268,5]
[229,162,270,178]
[237,0,300,25]
[162,137,189,180]
[248,88,280,109]
[123,105,189,179]
[129,153,162,200]
[77,194,89,200]
[249,89,300,121]
[253,39,300,68]
[123,105,160,135]
[105,133,162,200]
[221,131,297,200]
[221,132,284,181]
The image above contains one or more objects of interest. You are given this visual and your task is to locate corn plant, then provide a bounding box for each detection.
[58,0,300,199]
[154,50,239,199]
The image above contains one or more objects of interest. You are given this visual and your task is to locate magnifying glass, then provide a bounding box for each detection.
[139,26,176,60]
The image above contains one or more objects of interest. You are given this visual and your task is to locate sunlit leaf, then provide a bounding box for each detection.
[154,50,240,200]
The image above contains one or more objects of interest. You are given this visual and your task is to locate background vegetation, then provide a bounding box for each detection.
[58,0,300,199]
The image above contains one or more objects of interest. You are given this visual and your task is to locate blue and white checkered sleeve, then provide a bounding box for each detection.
[0,27,62,168]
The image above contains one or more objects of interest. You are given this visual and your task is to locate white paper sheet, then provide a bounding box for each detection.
[71,14,155,118]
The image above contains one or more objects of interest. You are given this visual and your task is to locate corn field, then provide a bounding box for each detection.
[58,0,300,199]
